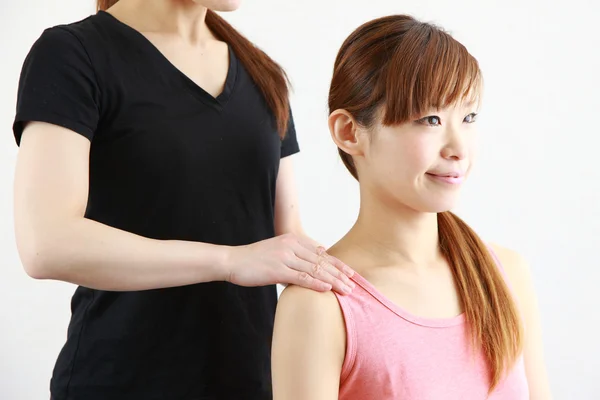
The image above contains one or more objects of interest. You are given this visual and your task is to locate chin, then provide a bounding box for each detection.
[196,0,242,12]
[413,196,460,214]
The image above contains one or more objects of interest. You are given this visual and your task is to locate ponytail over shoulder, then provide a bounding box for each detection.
[96,1,290,137]
[438,211,523,389]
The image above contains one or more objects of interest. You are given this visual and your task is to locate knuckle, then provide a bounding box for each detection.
[285,252,297,264]
[317,257,328,267]
[312,263,322,276]
[280,251,295,264]
[329,267,341,278]
[297,271,311,282]
[275,249,287,259]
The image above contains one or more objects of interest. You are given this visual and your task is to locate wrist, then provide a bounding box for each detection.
[219,244,237,283]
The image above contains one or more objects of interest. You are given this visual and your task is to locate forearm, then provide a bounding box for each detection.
[19,216,231,291]
[276,223,305,237]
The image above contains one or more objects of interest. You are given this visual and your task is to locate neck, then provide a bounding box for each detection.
[342,188,443,267]
[110,0,214,44]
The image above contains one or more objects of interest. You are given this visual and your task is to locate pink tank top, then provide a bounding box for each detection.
[333,249,529,399]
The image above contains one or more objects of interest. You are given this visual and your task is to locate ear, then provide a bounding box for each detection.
[328,109,364,156]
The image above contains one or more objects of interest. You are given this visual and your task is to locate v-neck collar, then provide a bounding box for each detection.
[97,10,238,111]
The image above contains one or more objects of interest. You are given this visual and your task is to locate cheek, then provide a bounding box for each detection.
[409,137,438,171]
[370,136,434,180]
[466,130,479,170]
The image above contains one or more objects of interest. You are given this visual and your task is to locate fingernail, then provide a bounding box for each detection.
[344,267,355,277]
[347,280,356,289]
[343,285,352,294]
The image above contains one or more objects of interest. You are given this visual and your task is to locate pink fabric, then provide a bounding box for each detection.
[333,249,529,399]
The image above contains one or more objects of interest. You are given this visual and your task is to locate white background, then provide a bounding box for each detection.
[1,0,599,399]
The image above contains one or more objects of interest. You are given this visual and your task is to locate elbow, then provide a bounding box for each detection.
[16,231,62,280]
[14,214,81,281]
[19,245,55,280]
[22,259,52,281]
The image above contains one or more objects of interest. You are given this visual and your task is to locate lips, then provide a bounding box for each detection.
[430,172,461,178]
[426,172,465,185]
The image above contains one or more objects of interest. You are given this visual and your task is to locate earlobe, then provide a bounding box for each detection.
[328,109,363,156]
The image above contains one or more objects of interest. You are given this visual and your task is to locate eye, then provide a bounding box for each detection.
[418,115,441,126]
[464,112,478,123]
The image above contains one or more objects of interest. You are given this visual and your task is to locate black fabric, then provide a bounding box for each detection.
[14,11,299,400]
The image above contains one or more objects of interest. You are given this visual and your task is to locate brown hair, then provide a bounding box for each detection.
[329,15,522,391]
[97,0,290,137]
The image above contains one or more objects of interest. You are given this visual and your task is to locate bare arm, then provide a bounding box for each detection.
[14,122,355,293]
[274,156,303,236]
[272,285,346,400]
[14,122,230,291]
[491,244,553,399]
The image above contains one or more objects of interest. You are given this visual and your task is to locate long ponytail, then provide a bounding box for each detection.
[438,212,523,388]
[96,1,290,137]
[328,15,523,391]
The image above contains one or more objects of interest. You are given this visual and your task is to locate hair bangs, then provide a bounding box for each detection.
[383,25,483,125]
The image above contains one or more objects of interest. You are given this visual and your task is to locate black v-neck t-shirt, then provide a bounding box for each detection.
[13,11,299,400]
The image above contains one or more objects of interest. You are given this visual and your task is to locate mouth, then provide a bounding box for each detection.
[426,172,465,185]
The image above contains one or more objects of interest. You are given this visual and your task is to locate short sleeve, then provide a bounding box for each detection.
[280,107,300,158]
[13,27,101,145]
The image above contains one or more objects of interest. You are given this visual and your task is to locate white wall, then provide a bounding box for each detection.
[1,0,598,398]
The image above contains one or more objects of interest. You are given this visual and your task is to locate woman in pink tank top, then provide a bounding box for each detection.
[271,14,552,400]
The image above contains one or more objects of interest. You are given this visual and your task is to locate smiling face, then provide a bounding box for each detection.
[352,103,479,213]
[328,15,483,214]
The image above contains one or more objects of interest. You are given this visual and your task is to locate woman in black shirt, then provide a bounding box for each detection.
[12,1,355,399]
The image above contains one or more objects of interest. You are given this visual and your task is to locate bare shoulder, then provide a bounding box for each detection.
[274,284,346,360]
[488,246,553,398]
[272,285,346,399]
[489,243,534,288]
[488,243,538,322]
[276,284,346,331]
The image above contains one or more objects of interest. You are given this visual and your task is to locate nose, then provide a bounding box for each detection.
[441,126,468,161]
